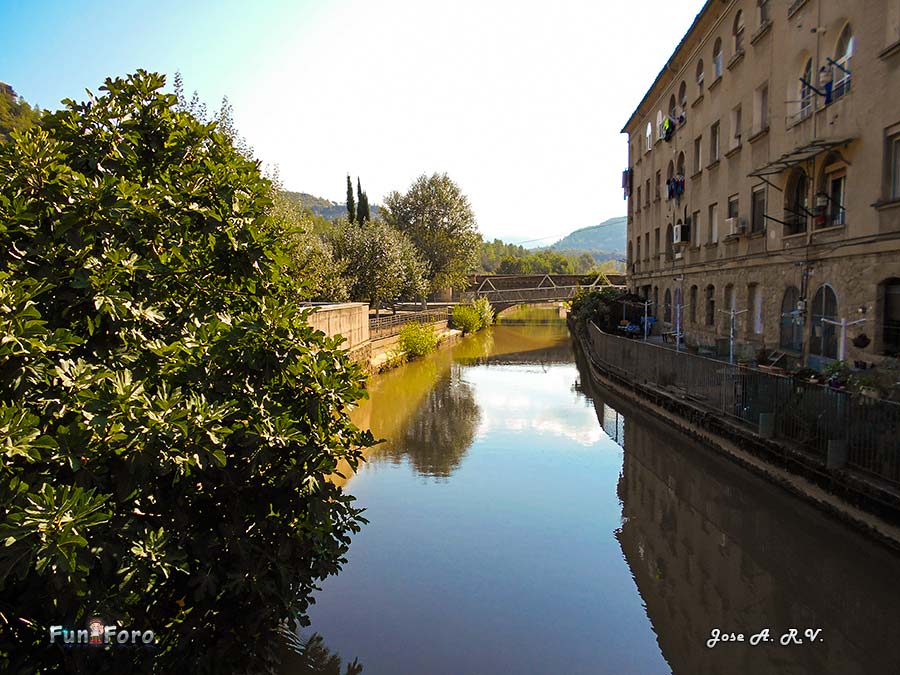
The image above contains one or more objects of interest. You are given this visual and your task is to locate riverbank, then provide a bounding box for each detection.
[571,316,900,553]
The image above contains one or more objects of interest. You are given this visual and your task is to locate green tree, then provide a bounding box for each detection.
[0,82,41,143]
[384,173,479,297]
[0,71,374,674]
[346,174,356,223]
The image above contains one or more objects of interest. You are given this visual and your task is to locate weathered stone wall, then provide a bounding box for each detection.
[304,302,370,351]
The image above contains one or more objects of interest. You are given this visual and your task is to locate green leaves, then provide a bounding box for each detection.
[0,71,373,673]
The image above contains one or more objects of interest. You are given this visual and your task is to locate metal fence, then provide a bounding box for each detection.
[586,322,900,486]
[369,308,451,339]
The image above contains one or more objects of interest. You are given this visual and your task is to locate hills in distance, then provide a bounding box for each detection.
[545,216,627,258]
[288,188,625,263]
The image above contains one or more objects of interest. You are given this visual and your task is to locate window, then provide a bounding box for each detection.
[692,210,701,246]
[690,285,698,323]
[678,81,687,114]
[733,11,745,53]
[731,105,742,148]
[754,82,769,133]
[644,233,650,260]
[665,224,674,261]
[664,288,672,323]
[880,278,900,356]
[668,94,677,121]
[706,285,716,326]
[728,194,740,224]
[636,238,641,264]
[810,284,838,359]
[655,170,661,200]
[799,58,813,120]
[780,286,803,352]
[645,179,651,206]
[833,23,854,99]
[676,151,685,178]
[709,203,719,243]
[654,228,660,258]
[693,136,702,174]
[758,0,770,25]
[826,168,846,227]
[646,122,652,152]
[710,121,720,162]
[748,284,763,334]
[892,132,900,200]
[751,186,766,233]
[696,59,705,94]
[628,241,633,267]
[636,186,642,212]
[785,167,809,235]
[713,38,723,78]
[657,110,664,140]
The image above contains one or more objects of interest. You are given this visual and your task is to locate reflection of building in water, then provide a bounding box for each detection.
[592,386,900,675]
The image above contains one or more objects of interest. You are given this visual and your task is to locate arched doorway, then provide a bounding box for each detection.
[810,284,838,359]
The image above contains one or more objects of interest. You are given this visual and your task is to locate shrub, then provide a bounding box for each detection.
[570,287,622,331]
[452,304,483,334]
[398,321,439,357]
[0,71,374,674]
[473,297,495,328]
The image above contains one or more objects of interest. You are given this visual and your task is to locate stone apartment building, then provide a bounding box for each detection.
[622,0,900,368]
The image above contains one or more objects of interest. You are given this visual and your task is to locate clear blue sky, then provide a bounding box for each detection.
[0,0,705,244]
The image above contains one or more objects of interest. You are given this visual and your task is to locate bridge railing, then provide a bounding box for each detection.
[369,308,451,339]
[586,321,900,486]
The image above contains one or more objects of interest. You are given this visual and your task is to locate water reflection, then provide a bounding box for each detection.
[578,351,900,675]
[279,633,363,675]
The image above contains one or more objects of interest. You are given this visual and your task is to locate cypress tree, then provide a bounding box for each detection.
[359,191,370,224]
[346,174,356,223]
[356,178,364,224]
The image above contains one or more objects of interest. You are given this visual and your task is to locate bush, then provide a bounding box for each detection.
[569,287,622,331]
[473,297,495,328]
[398,321,439,357]
[452,304,483,334]
[0,71,374,674]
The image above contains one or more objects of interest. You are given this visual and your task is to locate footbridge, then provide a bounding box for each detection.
[458,273,625,312]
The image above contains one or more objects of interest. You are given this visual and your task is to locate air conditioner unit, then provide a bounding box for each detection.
[725,217,744,236]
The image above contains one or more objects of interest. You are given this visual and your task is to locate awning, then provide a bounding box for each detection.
[748,137,855,177]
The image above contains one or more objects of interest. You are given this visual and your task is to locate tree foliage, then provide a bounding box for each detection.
[0,82,41,143]
[0,70,374,674]
[384,173,479,295]
[345,175,356,224]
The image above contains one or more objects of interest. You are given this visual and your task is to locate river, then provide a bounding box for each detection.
[286,306,900,675]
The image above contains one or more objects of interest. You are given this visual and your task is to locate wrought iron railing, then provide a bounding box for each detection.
[586,322,900,485]
[369,308,451,339]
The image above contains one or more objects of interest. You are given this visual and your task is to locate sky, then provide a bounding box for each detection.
[0,0,706,245]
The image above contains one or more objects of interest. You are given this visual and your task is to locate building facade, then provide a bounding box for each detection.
[623,0,900,368]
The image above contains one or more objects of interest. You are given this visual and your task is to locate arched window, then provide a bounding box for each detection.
[733,11,745,53]
[690,285,698,323]
[645,122,652,152]
[666,160,675,199]
[696,59,705,93]
[833,23,854,98]
[780,286,803,351]
[879,278,900,356]
[664,288,672,323]
[676,151,685,177]
[785,167,809,235]
[656,110,664,140]
[758,0,770,25]
[713,38,723,78]
[678,81,687,115]
[668,94,677,120]
[705,285,716,326]
[817,151,847,228]
[810,284,838,359]
[665,224,674,261]
[800,58,813,119]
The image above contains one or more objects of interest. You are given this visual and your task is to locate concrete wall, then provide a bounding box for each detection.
[623,0,900,368]
[304,303,370,352]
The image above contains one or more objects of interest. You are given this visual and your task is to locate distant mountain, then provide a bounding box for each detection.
[548,217,627,256]
[282,190,382,222]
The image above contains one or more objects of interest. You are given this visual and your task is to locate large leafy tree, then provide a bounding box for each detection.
[384,173,480,296]
[0,71,373,674]
[0,82,41,143]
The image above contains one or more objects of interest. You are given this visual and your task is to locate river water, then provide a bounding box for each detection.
[288,307,900,675]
